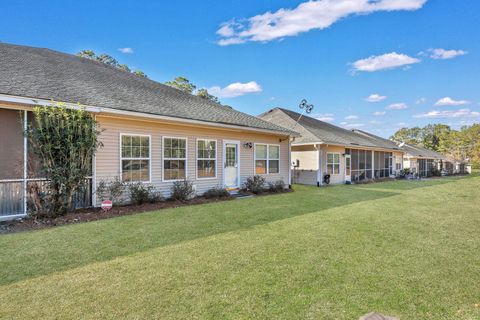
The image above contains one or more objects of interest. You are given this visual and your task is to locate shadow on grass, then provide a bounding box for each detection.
[0,185,399,286]
[356,174,475,191]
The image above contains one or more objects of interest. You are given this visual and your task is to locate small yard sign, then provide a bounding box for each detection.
[101,200,113,212]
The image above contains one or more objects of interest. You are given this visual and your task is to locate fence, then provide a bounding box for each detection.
[0,178,92,218]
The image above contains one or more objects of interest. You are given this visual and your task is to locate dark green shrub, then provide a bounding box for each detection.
[128,182,163,205]
[171,180,195,201]
[268,180,285,193]
[204,186,230,199]
[243,175,266,194]
[25,104,102,217]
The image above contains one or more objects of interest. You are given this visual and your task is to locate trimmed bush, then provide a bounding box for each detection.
[243,175,266,194]
[128,183,163,205]
[268,180,285,193]
[204,186,231,199]
[171,180,195,201]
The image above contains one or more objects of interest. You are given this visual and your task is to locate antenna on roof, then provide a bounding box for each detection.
[293,99,314,130]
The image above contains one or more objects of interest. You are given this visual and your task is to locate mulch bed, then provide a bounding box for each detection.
[0,196,234,234]
[0,189,293,234]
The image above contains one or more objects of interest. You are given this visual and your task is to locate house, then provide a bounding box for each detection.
[398,143,464,176]
[259,108,405,186]
[0,43,297,220]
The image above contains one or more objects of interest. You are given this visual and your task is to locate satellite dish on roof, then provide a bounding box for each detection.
[399,142,405,148]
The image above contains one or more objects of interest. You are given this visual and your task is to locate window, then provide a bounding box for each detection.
[121,134,150,182]
[163,137,187,181]
[197,139,216,179]
[327,153,340,175]
[255,144,280,174]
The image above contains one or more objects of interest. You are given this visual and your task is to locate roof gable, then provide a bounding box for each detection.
[260,108,401,151]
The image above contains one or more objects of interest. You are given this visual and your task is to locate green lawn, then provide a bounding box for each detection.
[1,175,480,319]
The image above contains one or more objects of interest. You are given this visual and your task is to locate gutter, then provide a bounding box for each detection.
[292,141,404,153]
[0,93,299,137]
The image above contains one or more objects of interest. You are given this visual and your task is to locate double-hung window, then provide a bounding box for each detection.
[163,137,187,181]
[121,134,150,182]
[197,139,217,179]
[255,144,280,174]
[327,153,340,175]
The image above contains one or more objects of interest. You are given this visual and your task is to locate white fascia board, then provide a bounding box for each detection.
[0,93,294,137]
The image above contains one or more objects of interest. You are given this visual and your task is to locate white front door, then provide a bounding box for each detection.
[345,154,351,183]
[224,141,240,189]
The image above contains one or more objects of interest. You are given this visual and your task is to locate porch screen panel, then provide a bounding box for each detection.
[349,149,372,182]
[0,109,23,179]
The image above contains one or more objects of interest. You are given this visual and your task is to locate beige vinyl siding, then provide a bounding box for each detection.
[95,115,289,205]
[321,145,346,185]
[292,150,318,170]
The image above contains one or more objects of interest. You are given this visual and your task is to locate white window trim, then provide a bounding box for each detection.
[196,138,218,180]
[119,133,152,183]
[326,152,341,176]
[254,143,281,175]
[162,136,188,182]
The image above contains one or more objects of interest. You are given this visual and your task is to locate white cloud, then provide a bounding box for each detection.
[118,47,134,54]
[397,122,406,126]
[414,109,480,119]
[345,115,358,120]
[369,120,381,125]
[352,52,421,73]
[365,94,387,102]
[373,111,386,116]
[415,97,427,104]
[428,48,467,60]
[344,123,365,128]
[434,97,470,106]
[314,113,335,122]
[208,81,262,98]
[216,0,427,45]
[386,102,409,110]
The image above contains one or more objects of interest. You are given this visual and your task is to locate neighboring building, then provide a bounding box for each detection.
[0,43,297,220]
[259,108,404,186]
[398,143,451,177]
[399,143,470,176]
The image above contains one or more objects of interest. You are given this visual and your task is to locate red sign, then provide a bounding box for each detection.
[101,200,113,212]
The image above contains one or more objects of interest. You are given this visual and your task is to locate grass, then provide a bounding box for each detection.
[1,175,480,319]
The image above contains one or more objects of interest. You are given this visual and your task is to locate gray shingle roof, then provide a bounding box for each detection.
[399,143,448,160]
[259,108,402,151]
[0,43,294,135]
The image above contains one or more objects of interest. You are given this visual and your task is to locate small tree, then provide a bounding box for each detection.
[26,104,102,217]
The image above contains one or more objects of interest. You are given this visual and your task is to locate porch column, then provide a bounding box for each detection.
[318,145,323,186]
[23,110,27,215]
[372,151,375,180]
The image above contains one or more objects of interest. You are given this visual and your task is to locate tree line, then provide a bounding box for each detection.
[390,124,480,168]
[77,50,222,104]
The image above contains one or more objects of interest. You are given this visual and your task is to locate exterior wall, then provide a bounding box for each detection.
[320,145,346,185]
[95,115,290,204]
[393,151,404,174]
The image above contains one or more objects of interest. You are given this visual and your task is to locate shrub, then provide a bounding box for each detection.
[128,182,163,205]
[25,104,102,217]
[243,175,266,194]
[96,177,126,205]
[398,168,411,179]
[268,180,285,193]
[204,186,230,199]
[171,180,195,201]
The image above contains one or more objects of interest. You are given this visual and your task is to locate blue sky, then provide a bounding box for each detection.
[1,0,479,137]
